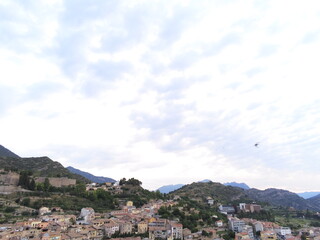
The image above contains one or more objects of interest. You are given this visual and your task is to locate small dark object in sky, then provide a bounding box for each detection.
[254,143,259,147]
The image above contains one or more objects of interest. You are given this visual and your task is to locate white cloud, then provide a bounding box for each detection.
[1,0,320,193]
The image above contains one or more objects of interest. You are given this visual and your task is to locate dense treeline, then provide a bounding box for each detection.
[119,178,142,186]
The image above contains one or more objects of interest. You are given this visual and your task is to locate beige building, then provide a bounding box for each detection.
[261,230,277,240]
[126,201,134,207]
[138,221,148,234]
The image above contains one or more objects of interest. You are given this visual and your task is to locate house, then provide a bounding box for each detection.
[262,222,279,231]
[253,221,264,232]
[41,232,62,240]
[228,217,245,232]
[39,207,51,216]
[261,230,277,240]
[235,232,253,240]
[219,205,235,214]
[91,219,109,227]
[78,208,95,224]
[137,221,148,234]
[215,220,223,227]
[112,238,141,240]
[126,201,134,207]
[39,222,50,229]
[239,203,262,213]
[65,232,85,240]
[207,197,214,205]
[105,182,114,187]
[170,222,183,239]
[118,221,132,234]
[183,228,192,240]
[242,225,254,239]
[148,219,170,239]
[104,220,120,238]
[276,227,292,236]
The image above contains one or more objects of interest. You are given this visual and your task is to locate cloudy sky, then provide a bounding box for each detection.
[1,0,320,192]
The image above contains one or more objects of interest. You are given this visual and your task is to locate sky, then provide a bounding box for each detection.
[1,0,320,192]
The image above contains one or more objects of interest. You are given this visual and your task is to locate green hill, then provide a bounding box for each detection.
[0,156,89,183]
[170,181,248,203]
[246,188,320,211]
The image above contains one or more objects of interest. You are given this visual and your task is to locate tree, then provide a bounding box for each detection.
[18,171,36,190]
[202,230,210,237]
[18,171,30,188]
[29,179,36,191]
[44,178,51,192]
[126,178,142,186]
[74,183,86,196]
[36,183,44,191]
[119,178,127,185]
[21,198,30,207]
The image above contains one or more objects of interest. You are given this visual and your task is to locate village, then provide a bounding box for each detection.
[0,181,319,240]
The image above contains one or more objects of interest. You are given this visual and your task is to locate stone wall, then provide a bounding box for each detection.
[0,186,30,194]
[35,177,76,187]
[0,171,20,186]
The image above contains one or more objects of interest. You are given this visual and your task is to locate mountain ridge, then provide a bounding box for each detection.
[224,182,250,189]
[157,181,251,193]
[297,191,320,199]
[1,144,320,211]
[67,166,116,183]
[157,184,184,194]
[170,181,248,203]
[168,181,320,211]
[0,145,20,158]
[0,156,89,183]
[245,187,319,211]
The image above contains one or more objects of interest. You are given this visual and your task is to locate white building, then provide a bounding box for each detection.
[277,227,291,236]
[78,207,95,224]
[207,197,214,205]
[228,217,245,232]
[104,220,120,237]
[171,222,183,239]
[39,207,51,216]
[215,220,223,227]
[242,225,254,239]
[253,221,264,232]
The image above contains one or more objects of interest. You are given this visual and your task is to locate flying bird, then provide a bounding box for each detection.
[254,143,259,147]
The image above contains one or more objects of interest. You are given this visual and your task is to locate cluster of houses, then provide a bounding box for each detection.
[0,200,189,240]
[217,202,320,240]
[85,182,124,195]
[1,187,320,240]
[227,216,313,240]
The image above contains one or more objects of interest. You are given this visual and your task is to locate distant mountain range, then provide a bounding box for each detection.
[2,144,320,211]
[157,181,250,193]
[169,182,320,211]
[245,188,317,210]
[199,179,212,183]
[67,166,116,184]
[297,191,320,199]
[224,182,250,189]
[157,184,185,194]
[171,181,247,202]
